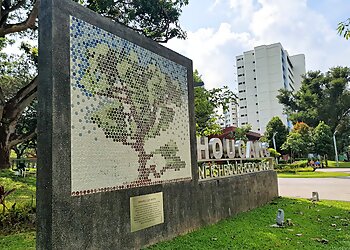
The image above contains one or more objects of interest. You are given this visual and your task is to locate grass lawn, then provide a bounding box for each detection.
[328,161,350,168]
[278,171,350,178]
[1,198,349,249]
[0,169,36,208]
[0,231,36,250]
[147,198,350,250]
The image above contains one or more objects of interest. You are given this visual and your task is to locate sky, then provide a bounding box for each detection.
[164,0,350,90]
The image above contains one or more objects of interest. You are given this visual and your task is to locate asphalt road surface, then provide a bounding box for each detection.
[278,169,350,201]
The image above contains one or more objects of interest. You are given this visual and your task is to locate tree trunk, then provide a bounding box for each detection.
[0,127,10,170]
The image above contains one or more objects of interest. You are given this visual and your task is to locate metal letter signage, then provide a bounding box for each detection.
[197,137,273,180]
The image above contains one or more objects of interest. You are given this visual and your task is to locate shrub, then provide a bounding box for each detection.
[0,205,36,235]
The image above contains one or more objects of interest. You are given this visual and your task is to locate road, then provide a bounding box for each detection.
[278,168,350,201]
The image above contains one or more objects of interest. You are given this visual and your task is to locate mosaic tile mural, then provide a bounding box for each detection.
[70,16,192,196]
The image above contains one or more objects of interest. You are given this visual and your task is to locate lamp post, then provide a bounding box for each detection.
[272,132,278,164]
[333,130,339,168]
[272,132,278,151]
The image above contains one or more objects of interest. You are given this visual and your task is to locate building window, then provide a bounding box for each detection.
[256,103,258,105]
[255,94,257,97]
[258,128,260,131]
[237,66,244,69]
[238,81,245,85]
[254,86,257,88]
[254,78,256,80]
[253,69,255,72]
[256,111,259,114]
[253,61,255,63]
[238,74,244,77]
[239,90,246,93]
[257,120,259,122]
[237,58,243,61]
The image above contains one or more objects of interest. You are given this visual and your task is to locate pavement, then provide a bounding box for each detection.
[278,168,350,201]
[316,168,350,173]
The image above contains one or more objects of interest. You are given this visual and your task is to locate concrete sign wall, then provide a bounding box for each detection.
[38,1,278,249]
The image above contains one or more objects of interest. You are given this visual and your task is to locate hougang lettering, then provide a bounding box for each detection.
[197,137,270,161]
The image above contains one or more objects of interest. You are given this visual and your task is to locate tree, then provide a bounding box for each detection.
[234,124,252,142]
[277,67,350,133]
[0,38,37,169]
[337,18,350,40]
[12,101,37,159]
[264,116,288,152]
[292,122,312,152]
[312,121,333,163]
[268,148,281,158]
[0,0,188,169]
[193,71,237,136]
[281,132,306,160]
[75,0,188,43]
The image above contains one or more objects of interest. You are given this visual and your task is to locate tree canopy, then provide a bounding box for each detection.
[234,124,252,142]
[277,67,350,133]
[264,116,288,152]
[281,132,306,159]
[312,121,333,158]
[193,70,237,136]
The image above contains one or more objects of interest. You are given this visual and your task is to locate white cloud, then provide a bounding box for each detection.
[165,23,254,89]
[248,0,350,71]
[166,0,350,89]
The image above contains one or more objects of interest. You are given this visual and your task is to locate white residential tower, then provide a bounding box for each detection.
[236,43,305,133]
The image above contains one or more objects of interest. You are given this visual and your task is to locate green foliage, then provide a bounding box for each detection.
[0,185,16,213]
[312,121,333,157]
[264,117,288,152]
[194,87,215,136]
[0,170,36,235]
[0,170,36,209]
[275,160,310,171]
[292,122,313,155]
[209,86,237,112]
[0,39,36,99]
[234,124,252,142]
[277,67,350,133]
[337,18,350,40]
[193,70,237,136]
[193,69,203,83]
[74,0,189,42]
[0,205,36,235]
[281,132,307,159]
[268,148,281,158]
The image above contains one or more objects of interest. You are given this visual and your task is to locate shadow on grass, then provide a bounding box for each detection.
[0,169,36,187]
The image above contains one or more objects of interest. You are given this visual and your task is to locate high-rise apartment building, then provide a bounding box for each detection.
[223,101,238,127]
[236,43,305,133]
